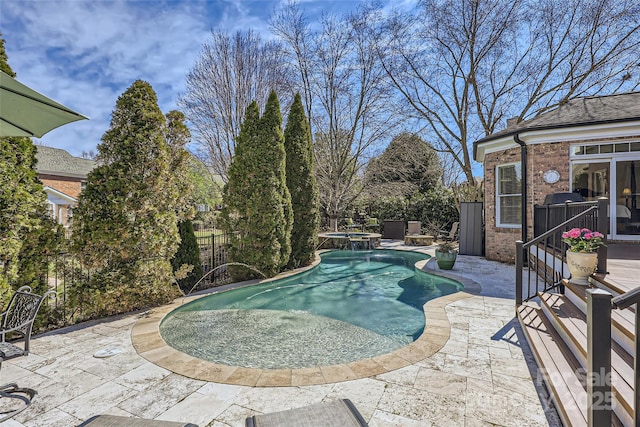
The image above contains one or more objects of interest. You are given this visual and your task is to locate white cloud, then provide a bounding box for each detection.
[2,0,212,155]
[1,0,389,156]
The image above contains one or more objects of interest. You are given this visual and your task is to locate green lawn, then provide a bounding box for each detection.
[194,229,225,238]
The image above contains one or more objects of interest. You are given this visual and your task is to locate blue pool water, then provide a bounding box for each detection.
[160,250,463,369]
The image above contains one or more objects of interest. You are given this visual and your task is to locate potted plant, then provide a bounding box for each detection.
[561,227,605,285]
[435,241,457,270]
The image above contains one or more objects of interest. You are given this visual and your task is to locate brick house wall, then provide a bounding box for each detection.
[484,135,640,263]
[39,174,84,199]
[484,142,571,263]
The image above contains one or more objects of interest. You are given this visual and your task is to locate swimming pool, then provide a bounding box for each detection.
[160,250,463,369]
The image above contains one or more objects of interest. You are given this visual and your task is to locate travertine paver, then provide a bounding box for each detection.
[2,241,562,427]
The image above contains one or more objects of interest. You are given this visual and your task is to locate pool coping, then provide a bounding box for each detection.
[131,247,482,387]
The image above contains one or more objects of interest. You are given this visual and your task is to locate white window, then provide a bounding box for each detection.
[496,163,522,227]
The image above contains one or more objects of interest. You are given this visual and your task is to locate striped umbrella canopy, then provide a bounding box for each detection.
[0,70,87,138]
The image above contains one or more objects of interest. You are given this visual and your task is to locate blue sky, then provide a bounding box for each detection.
[1,0,370,157]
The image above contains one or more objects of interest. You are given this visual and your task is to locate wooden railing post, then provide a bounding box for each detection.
[597,197,608,274]
[516,240,524,307]
[586,288,612,427]
[635,306,640,427]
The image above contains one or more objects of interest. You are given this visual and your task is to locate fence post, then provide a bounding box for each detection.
[586,288,612,427]
[596,197,608,274]
[210,233,216,285]
[516,240,524,307]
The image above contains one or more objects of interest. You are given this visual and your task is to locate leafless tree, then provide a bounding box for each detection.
[180,30,294,183]
[271,3,401,229]
[378,0,640,183]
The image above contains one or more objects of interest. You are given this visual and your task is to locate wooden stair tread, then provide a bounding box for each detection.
[517,304,587,426]
[592,273,637,295]
[539,292,634,419]
[563,280,635,342]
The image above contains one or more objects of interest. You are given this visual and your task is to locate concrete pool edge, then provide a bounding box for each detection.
[131,248,482,387]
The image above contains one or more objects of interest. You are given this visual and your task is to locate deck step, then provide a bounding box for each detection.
[563,280,636,357]
[517,303,588,427]
[539,292,634,425]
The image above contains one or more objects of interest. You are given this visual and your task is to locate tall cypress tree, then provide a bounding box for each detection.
[72,80,184,315]
[223,92,292,279]
[261,91,293,270]
[284,93,319,267]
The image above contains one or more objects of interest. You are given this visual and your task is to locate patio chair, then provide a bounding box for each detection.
[0,286,55,422]
[364,217,380,233]
[344,218,361,232]
[246,399,368,427]
[438,221,459,242]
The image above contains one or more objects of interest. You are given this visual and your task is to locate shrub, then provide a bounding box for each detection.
[171,220,203,294]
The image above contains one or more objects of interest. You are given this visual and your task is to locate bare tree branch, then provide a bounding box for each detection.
[378,0,640,183]
[179,30,294,183]
[271,3,401,227]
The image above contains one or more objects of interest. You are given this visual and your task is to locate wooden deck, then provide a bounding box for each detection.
[517,243,639,426]
[597,243,640,293]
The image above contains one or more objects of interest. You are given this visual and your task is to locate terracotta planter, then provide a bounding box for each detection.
[566,251,598,285]
[435,250,457,270]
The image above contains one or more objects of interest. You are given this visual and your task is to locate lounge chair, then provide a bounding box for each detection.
[79,415,198,426]
[0,286,55,422]
[245,399,368,427]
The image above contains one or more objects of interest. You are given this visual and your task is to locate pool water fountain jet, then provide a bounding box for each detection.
[181,262,268,298]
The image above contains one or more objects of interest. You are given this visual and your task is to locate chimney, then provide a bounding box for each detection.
[507,117,520,128]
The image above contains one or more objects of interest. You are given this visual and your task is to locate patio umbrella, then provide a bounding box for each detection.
[0,70,87,138]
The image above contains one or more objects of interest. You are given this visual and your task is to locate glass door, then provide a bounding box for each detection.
[615,160,640,237]
[572,162,610,200]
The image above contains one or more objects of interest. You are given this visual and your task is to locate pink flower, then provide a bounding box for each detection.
[584,232,593,239]
[592,232,604,238]
[561,232,569,239]
[568,228,581,238]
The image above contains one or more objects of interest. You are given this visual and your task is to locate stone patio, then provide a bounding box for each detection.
[1,241,562,426]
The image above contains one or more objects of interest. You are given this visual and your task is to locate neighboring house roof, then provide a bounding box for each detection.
[43,186,77,205]
[474,92,640,161]
[35,145,96,179]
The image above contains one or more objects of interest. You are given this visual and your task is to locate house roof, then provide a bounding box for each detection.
[474,92,640,161]
[35,146,96,179]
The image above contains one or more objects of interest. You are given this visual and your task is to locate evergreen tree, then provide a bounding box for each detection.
[171,220,203,294]
[261,91,292,270]
[0,34,60,302]
[364,133,442,197]
[222,92,292,279]
[284,93,318,267]
[72,80,186,315]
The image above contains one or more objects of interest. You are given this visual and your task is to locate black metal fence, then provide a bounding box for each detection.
[195,231,235,288]
[516,198,609,305]
[533,200,602,251]
[28,230,235,331]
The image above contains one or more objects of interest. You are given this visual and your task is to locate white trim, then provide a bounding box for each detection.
[496,162,523,228]
[42,186,77,204]
[476,121,640,161]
